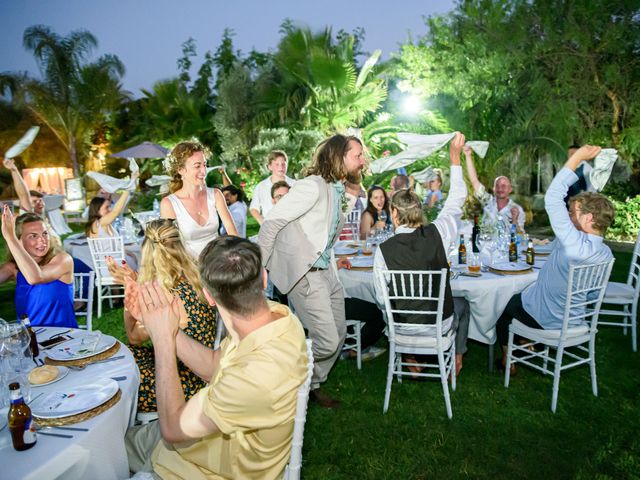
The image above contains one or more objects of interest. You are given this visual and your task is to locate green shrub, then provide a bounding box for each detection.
[607,195,640,241]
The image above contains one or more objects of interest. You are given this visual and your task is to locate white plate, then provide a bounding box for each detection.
[335,246,358,256]
[46,335,117,361]
[350,256,374,268]
[30,378,119,419]
[490,261,533,272]
[30,366,70,387]
[534,244,553,254]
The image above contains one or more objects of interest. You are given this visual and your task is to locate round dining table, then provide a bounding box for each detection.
[63,233,143,271]
[336,245,545,345]
[0,327,140,480]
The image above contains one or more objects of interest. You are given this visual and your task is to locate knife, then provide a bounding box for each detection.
[37,431,73,439]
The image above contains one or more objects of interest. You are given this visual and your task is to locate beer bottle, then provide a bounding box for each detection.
[471,215,480,253]
[526,240,535,266]
[509,230,518,262]
[8,382,37,451]
[20,315,39,358]
[458,234,467,264]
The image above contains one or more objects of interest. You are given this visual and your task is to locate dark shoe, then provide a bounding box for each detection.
[310,388,341,409]
[495,358,517,377]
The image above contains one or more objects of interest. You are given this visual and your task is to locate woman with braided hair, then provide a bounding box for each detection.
[120,218,217,412]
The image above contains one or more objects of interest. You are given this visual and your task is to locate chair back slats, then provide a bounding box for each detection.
[73,272,95,330]
[87,236,125,282]
[562,259,615,336]
[626,232,640,292]
[377,269,448,340]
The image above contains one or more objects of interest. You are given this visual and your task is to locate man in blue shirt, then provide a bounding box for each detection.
[495,145,616,373]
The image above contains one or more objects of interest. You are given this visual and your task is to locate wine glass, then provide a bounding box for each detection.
[4,322,32,402]
[378,210,388,224]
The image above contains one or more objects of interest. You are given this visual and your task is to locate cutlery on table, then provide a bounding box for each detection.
[37,431,73,439]
[37,425,88,432]
[67,355,126,370]
[47,330,71,339]
[111,376,127,382]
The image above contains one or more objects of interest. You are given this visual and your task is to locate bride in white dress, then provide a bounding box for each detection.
[160,141,238,258]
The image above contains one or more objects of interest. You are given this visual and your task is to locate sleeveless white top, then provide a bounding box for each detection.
[167,188,219,258]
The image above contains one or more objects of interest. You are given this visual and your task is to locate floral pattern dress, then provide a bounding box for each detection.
[129,279,216,412]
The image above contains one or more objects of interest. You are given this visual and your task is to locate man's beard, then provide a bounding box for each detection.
[345,169,362,185]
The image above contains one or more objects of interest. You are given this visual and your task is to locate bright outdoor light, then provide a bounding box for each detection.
[401,94,422,116]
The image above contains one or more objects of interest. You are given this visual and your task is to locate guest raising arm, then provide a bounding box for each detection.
[494,144,615,374]
[1,206,75,327]
[464,145,525,231]
[2,158,44,216]
[373,132,470,374]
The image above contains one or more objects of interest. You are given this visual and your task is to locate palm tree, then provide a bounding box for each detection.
[255,26,388,133]
[1,25,128,175]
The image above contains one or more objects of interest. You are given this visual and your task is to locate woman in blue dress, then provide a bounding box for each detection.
[0,207,76,327]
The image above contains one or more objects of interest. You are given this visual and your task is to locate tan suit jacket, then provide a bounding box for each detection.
[259,175,346,294]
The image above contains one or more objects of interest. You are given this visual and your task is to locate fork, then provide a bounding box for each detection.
[66,355,126,370]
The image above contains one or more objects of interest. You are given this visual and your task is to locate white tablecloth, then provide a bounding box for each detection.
[63,234,142,270]
[338,261,541,345]
[0,327,140,480]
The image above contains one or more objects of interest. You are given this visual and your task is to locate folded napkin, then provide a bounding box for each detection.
[5,126,40,159]
[369,132,490,174]
[87,158,138,193]
[590,148,617,192]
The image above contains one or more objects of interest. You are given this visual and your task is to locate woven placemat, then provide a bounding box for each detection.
[44,341,121,367]
[489,267,533,276]
[34,389,122,427]
[351,266,373,271]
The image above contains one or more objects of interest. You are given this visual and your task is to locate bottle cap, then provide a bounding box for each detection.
[9,382,19,391]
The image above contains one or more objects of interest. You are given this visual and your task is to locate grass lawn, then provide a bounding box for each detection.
[1,231,638,478]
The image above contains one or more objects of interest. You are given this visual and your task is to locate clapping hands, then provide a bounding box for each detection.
[138,281,180,343]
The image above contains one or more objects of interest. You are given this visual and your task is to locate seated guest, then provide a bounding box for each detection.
[390,174,410,193]
[423,173,444,209]
[373,133,470,375]
[118,219,216,413]
[125,236,307,479]
[495,145,615,374]
[464,145,525,231]
[360,185,392,240]
[85,179,137,238]
[270,180,290,206]
[409,174,426,200]
[221,185,247,238]
[0,208,76,327]
[336,257,387,361]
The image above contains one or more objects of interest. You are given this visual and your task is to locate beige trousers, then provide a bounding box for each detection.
[125,420,163,478]
[288,268,346,389]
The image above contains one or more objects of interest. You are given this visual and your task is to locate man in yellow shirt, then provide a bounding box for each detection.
[126,236,308,479]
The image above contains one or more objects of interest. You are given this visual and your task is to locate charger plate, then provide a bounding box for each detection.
[45,341,120,367]
[47,335,116,361]
[335,246,359,256]
[34,390,121,427]
[489,262,533,275]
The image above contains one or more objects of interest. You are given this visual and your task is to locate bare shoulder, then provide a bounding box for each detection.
[160,196,176,218]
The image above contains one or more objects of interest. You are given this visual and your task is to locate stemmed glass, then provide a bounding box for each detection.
[4,322,33,401]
